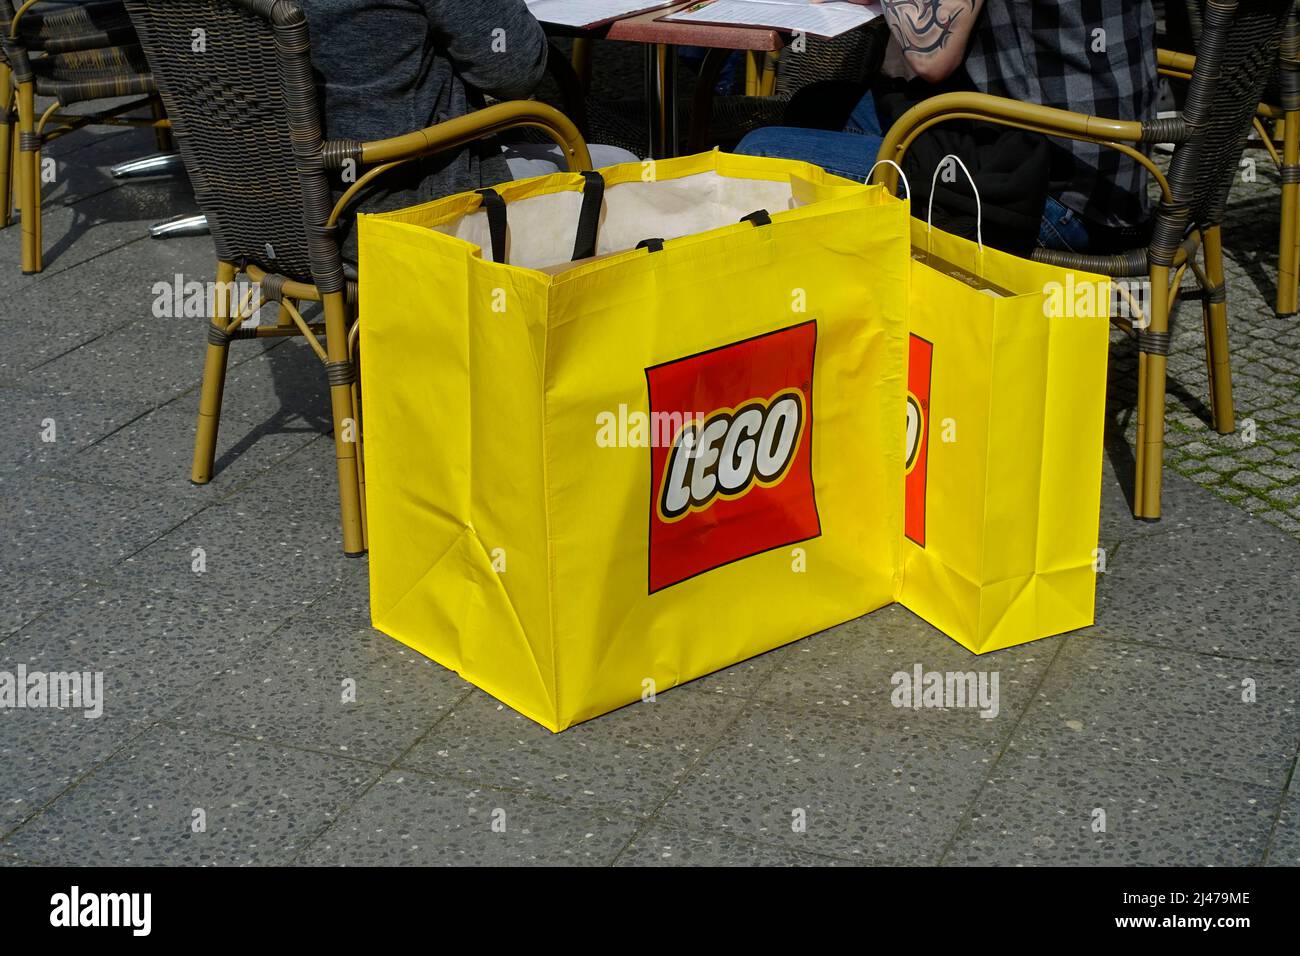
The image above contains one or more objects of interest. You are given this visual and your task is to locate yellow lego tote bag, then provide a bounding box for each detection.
[897,157,1110,654]
[358,152,910,731]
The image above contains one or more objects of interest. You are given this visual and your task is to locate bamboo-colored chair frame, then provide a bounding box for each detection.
[1269,7,1300,314]
[125,0,590,557]
[1,0,170,273]
[875,0,1289,521]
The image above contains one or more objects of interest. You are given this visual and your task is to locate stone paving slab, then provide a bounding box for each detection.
[31,316,269,409]
[49,399,320,499]
[0,385,154,481]
[296,769,640,866]
[175,614,471,764]
[614,821,842,866]
[105,511,355,626]
[0,230,229,384]
[2,724,379,866]
[0,473,203,581]
[657,702,1001,864]
[0,197,199,296]
[943,750,1281,866]
[2,582,280,722]
[1266,793,1300,866]
[0,709,151,836]
[1094,510,1300,662]
[400,685,749,818]
[0,573,87,642]
[746,603,1058,744]
[1006,636,1298,790]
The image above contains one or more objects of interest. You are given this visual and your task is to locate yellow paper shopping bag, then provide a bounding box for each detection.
[358,152,910,730]
[898,157,1110,653]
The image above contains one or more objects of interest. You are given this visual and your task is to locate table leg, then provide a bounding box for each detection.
[571,37,593,93]
[644,43,680,159]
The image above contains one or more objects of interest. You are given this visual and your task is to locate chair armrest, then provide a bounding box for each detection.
[322,99,592,227]
[874,90,1178,201]
[359,99,590,172]
[1158,47,1195,81]
[7,0,43,38]
[1158,48,1196,75]
[876,91,1149,170]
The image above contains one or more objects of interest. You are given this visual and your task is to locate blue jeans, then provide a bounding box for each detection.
[1037,195,1094,253]
[736,91,885,183]
[736,91,1097,253]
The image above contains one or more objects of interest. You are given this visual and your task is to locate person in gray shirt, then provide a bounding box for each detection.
[301,0,541,211]
[302,0,634,230]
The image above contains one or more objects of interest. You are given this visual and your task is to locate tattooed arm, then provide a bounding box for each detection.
[875,0,985,83]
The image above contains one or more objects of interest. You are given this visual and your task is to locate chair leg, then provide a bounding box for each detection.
[347,319,367,551]
[323,292,365,556]
[15,79,40,273]
[150,95,173,153]
[0,60,12,229]
[1278,107,1300,315]
[32,138,41,256]
[571,37,593,93]
[8,108,18,219]
[744,50,760,96]
[1133,265,1172,520]
[1201,226,1235,434]
[191,261,237,484]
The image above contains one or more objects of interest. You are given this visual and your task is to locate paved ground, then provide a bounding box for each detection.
[1,85,1298,865]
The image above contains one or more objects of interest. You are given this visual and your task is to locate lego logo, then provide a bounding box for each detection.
[646,320,819,592]
[657,388,806,523]
[905,392,924,475]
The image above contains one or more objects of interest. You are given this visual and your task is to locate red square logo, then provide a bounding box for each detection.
[645,321,820,593]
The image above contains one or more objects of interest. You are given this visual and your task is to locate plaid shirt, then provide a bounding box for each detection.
[962,0,1159,230]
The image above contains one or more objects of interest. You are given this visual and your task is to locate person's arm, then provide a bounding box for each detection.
[827,0,983,83]
[881,0,984,82]
[422,0,548,101]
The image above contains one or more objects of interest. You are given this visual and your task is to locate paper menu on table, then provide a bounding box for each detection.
[661,0,881,39]
[524,0,679,29]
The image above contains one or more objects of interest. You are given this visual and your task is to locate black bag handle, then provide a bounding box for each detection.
[572,170,605,261]
[634,209,763,258]
[476,188,507,263]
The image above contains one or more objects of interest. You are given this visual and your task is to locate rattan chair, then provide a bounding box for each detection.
[1266,6,1300,313]
[1,0,168,272]
[123,0,590,556]
[12,1,137,51]
[876,0,1292,521]
[1164,0,1300,315]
